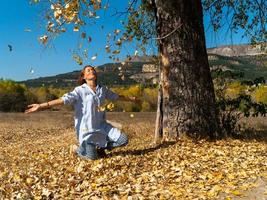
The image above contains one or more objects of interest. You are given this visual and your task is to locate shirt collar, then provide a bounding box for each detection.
[83,83,100,95]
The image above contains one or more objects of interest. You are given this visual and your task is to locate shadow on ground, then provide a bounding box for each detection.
[232,128,267,143]
[108,141,176,157]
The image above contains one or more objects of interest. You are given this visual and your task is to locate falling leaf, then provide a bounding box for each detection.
[73,26,79,32]
[115,39,122,46]
[105,45,110,53]
[130,114,134,118]
[29,67,34,74]
[104,4,108,10]
[88,36,92,43]
[31,0,39,3]
[72,53,83,65]
[88,11,95,17]
[95,16,100,19]
[83,49,88,59]
[106,103,115,111]
[91,55,97,60]
[65,3,70,9]
[39,35,48,45]
[114,29,121,34]
[134,50,138,56]
[81,32,86,39]
[7,45,12,52]
[78,43,82,49]
[24,28,31,32]
[112,50,120,54]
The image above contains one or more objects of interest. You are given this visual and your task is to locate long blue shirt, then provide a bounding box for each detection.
[61,83,120,147]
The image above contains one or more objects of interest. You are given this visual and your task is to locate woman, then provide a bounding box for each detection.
[25,65,138,160]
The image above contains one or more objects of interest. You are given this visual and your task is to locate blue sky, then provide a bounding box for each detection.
[0,1,249,81]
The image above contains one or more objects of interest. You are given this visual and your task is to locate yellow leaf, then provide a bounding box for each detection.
[39,35,48,45]
[26,177,34,185]
[207,185,221,197]
[231,190,242,196]
[227,174,235,180]
[73,26,79,32]
[114,29,121,34]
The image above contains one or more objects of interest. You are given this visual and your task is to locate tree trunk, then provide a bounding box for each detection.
[154,0,220,140]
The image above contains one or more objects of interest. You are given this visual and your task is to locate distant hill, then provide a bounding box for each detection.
[208,54,267,81]
[19,45,267,88]
[20,61,154,88]
[207,43,266,57]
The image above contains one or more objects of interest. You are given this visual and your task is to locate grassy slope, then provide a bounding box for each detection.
[209,54,267,81]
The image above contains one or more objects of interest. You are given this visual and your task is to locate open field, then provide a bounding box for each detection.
[0,111,266,199]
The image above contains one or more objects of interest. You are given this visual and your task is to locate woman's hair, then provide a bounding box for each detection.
[78,65,97,85]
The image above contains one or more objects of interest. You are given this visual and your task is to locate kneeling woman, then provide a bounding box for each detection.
[25,65,138,160]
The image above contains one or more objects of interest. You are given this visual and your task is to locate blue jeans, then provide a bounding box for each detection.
[77,133,128,160]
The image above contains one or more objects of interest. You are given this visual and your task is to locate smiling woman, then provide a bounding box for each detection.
[25,64,139,160]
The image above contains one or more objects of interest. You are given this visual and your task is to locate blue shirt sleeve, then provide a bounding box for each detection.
[105,87,119,101]
[61,88,80,105]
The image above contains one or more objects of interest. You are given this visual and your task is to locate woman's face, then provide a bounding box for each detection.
[83,66,97,81]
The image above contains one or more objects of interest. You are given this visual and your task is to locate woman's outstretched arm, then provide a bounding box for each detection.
[25,98,64,114]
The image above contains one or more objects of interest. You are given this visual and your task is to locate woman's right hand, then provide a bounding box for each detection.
[25,104,41,114]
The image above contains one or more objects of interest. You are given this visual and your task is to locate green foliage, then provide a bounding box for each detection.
[112,85,142,111]
[225,81,247,99]
[124,0,156,46]
[0,80,158,112]
[33,0,265,68]
[141,100,151,111]
[214,71,267,136]
[203,0,266,44]
[253,77,265,86]
[0,80,73,112]
[0,80,36,112]
[217,94,267,136]
[143,87,158,111]
[252,85,267,104]
[29,87,57,103]
[111,85,157,112]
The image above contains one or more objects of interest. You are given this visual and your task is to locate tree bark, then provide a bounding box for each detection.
[154,82,163,142]
[154,0,220,140]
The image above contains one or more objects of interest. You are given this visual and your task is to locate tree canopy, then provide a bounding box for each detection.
[35,0,266,56]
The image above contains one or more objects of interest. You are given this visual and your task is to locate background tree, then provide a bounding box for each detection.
[0,80,36,112]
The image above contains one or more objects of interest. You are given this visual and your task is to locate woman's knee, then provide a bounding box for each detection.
[118,133,128,146]
[77,142,98,160]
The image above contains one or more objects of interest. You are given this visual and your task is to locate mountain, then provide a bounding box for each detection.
[20,61,153,88]
[207,43,266,57]
[19,44,267,88]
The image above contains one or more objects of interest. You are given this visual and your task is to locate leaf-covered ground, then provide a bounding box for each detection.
[0,112,266,199]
